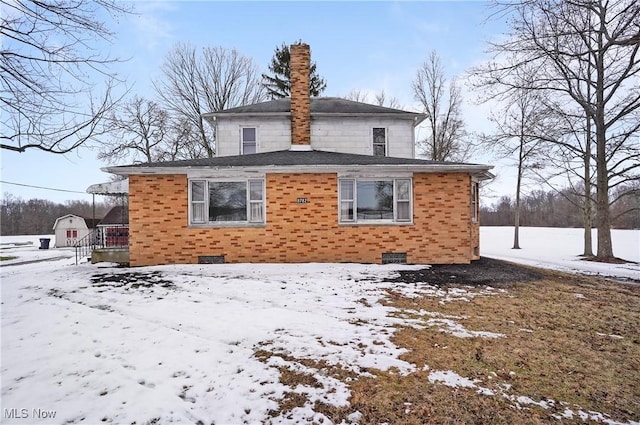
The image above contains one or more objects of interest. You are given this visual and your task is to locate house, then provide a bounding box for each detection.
[52,214,99,247]
[104,44,493,267]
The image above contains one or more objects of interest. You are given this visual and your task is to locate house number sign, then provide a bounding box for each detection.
[296,198,309,204]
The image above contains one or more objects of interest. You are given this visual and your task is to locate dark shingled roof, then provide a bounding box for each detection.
[109,149,476,170]
[82,217,102,229]
[208,97,423,117]
[99,205,129,225]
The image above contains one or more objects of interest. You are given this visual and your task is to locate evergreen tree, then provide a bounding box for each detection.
[262,42,327,99]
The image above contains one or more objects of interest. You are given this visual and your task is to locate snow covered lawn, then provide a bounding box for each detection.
[0,234,74,266]
[1,235,639,424]
[481,226,639,281]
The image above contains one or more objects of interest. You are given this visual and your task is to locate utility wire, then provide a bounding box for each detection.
[0,180,86,194]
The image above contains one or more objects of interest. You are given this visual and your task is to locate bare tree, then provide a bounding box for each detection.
[374,90,402,109]
[473,0,640,260]
[1,0,129,154]
[413,51,469,162]
[481,88,547,249]
[342,89,402,109]
[343,90,370,103]
[533,102,597,256]
[154,43,266,158]
[98,96,172,164]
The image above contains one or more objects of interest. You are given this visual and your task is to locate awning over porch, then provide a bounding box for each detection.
[86,179,128,196]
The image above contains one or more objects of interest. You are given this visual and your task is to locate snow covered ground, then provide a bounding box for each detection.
[0,234,75,265]
[1,233,638,424]
[481,227,639,281]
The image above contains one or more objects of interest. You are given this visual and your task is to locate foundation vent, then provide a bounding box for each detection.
[382,252,407,264]
[199,255,225,264]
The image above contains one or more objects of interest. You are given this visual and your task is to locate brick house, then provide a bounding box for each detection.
[105,44,493,267]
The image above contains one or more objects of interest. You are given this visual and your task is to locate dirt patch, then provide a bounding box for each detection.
[90,271,174,290]
[386,257,545,287]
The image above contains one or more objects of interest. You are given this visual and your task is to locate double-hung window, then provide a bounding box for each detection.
[241,127,257,154]
[190,179,265,225]
[373,128,387,157]
[339,178,412,223]
[471,181,479,222]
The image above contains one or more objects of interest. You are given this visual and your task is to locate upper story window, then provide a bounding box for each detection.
[373,128,387,156]
[339,178,412,224]
[241,127,257,155]
[190,179,265,225]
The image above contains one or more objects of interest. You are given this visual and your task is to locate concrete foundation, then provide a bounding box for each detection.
[91,248,129,265]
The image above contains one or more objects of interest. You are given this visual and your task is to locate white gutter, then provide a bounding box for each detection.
[102,164,494,180]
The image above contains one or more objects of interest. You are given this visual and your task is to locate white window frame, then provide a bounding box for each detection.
[394,179,412,222]
[339,178,412,225]
[241,127,257,155]
[189,178,265,226]
[339,179,355,222]
[471,180,479,223]
[372,127,387,157]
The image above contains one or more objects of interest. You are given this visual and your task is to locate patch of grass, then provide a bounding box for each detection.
[258,268,640,424]
[0,256,18,261]
[371,272,640,423]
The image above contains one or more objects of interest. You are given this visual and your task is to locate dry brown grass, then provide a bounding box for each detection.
[256,268,640,424]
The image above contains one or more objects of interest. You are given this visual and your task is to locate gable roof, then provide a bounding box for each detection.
[203,97,426,125]
[104,149,494,180]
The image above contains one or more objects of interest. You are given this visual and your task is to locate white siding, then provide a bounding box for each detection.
[215,115,416,158]
[310,117,415,158]
[216,117,291,156]
[53,215,90,247]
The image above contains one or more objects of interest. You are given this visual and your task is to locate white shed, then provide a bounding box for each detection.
[52,214,93,247]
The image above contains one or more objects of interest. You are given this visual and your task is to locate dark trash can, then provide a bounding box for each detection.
[39,238,51,250]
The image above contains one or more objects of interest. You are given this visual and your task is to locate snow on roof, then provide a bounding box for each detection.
[86,179,128,195]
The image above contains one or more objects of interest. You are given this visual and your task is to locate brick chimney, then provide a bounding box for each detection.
[290,43,311,149]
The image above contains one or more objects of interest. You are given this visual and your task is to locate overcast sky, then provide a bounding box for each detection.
[1,1,516,205]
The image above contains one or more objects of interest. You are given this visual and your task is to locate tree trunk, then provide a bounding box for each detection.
[595,27,614,259]
[582,128,594,257]
[583,46,594,257]
[513,136,524,249]
[198,117,214,158]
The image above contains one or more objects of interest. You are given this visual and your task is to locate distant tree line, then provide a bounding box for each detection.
[481,184,639,230]
[1,194,119,236]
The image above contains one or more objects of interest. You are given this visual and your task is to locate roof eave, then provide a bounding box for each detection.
[203,112,291,119]
[203,111,426,124]
[103,163,494,177]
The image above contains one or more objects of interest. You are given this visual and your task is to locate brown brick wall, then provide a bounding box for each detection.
[128,172,476,266]
[290,44,311,145]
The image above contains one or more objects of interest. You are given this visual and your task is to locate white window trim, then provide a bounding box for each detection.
[471,180,479,223]
[339,177,413,226]
[188,178,266,227]
[339,179,355,223]
[190,179,206,224]
[372,127,388,157]
[240,127,258,155]
[394,179,412,222]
